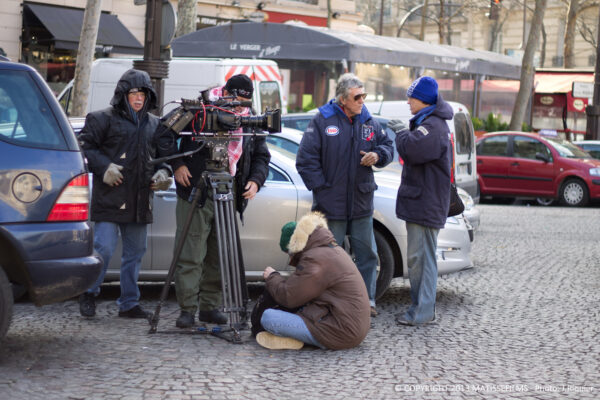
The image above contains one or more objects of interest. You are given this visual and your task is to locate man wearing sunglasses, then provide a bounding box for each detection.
[296,73,394,317]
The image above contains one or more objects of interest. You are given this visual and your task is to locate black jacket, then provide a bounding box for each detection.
[159,127,271,219]
[79,69,165,224]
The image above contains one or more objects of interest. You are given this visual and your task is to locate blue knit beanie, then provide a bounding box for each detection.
[406,76,438,105]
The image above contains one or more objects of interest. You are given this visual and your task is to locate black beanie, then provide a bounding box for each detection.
[224,74,254,99]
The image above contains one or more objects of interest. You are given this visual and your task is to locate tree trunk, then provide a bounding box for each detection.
[420,0,429,40]
[564,0,578,68]
[175,0,196,38]
[71,0,102,117]
[541,22,547,67]
[438,0,446,44]
[509,0,548,131]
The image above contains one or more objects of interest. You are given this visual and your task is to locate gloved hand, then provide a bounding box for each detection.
[151,169,173,191]
[388,119,407,134]
[103,163,124,186]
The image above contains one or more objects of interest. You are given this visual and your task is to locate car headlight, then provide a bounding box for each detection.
[589,167,600,176]
[458,191,474,210]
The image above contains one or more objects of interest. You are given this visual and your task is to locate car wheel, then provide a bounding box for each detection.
[536,197,555,206]
[559,178,589,207]
[0,268,13,341]
[374,230,394,300]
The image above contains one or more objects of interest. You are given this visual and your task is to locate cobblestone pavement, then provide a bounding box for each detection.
[1,205,599,400]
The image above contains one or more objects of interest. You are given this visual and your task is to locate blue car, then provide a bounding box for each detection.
[0,61,102,341]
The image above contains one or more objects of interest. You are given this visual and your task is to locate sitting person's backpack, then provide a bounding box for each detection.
[250,289,299,336]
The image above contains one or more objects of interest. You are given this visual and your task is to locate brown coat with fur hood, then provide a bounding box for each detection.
[265,213,371,350]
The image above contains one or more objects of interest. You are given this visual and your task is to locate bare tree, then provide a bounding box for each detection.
[488,0,518,51]
[510,0,548,131]
[175,0,196,38]
[71,0,102,117]
[563,0,598,67]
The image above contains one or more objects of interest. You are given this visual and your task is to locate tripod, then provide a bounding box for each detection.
[148,138,248,343]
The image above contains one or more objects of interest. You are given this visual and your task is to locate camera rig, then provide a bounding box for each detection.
[148,93,281,343]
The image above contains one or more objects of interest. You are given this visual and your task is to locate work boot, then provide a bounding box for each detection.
[118,305,150,319]
[79,292,96,317]
[198,309,227,325]
[256,331,304,350]
[176,311,195,328]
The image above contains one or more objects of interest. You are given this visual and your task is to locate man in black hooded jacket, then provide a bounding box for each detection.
[78,69,172,319]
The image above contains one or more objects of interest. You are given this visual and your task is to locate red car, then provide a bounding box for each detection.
[476,131,600,206]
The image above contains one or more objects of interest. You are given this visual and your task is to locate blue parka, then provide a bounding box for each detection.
[395,95,453,229]
[296,100,394,220]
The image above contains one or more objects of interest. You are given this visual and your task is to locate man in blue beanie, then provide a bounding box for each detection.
[388,76,453,326]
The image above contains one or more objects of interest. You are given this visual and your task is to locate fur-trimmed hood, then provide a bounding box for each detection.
[287,212,331,254]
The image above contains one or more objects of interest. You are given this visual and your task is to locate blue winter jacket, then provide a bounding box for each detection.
[296,100,394,220]
[395,95,453,229]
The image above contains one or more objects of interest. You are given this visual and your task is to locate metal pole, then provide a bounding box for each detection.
[585,6,600,140]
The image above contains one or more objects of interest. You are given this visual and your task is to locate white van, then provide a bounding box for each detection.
[365,100,479,203]
[58,57,285,116]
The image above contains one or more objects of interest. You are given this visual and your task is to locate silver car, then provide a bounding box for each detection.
[71,120,473,299]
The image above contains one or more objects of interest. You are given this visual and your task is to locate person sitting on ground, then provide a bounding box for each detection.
[257,212,371,350]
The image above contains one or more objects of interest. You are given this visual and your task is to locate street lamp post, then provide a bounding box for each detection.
[134,0,169,114]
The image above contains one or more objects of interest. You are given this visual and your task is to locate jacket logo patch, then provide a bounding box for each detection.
[417,126,429,136]
[362,125,375,141]
[325,125,339,136]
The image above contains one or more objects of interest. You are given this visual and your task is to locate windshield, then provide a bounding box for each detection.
[546,138,591,159]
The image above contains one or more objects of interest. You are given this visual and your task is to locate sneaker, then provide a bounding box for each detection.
[370,306,378,317]
[198,309,227,325]
[256,331,304,350]
[79,292,96,317]
[118,305,150,319]
[176,311,195,328]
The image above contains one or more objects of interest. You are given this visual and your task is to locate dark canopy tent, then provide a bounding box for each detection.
[24,3,142,54]
[172,22,521,79]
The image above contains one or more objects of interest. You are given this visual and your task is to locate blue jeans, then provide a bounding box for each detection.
[328,216,378,306]
[261,309,325,349]
[87,221,148,312]
[403,222,439,324]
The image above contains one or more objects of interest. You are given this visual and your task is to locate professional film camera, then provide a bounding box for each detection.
[149,90,281,343]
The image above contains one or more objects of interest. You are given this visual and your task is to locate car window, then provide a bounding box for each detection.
[0,70,67,150]
[453,112,474,156]
[513,136,551,161]
[258,81,281,114]
[266,136,299,154]
[546,138,590,159]
[282,117,311,133]
[266,165,290,182]
[478,135,508,156]
[580,144,600,159]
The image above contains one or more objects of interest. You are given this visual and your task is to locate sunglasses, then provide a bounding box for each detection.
[353,93,368,101]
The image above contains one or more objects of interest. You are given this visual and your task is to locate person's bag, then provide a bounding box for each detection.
[448,183,464,217]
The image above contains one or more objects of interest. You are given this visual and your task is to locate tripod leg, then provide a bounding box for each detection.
[148,188,202,333]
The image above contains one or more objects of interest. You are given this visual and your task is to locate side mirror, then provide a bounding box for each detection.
[535,152,550,163]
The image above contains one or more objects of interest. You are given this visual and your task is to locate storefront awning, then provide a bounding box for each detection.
[24,3,142,54]
[535,73,593,94]
[172,22,521,79]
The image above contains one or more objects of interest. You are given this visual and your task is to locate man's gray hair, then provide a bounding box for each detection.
[335,73,364,102]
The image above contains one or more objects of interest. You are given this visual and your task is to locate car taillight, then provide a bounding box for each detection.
[47,174,89,221]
